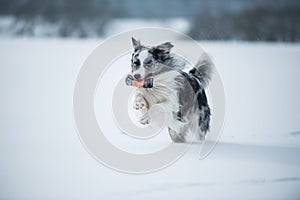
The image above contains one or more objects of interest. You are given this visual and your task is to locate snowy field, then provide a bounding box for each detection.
[0,38,300,199]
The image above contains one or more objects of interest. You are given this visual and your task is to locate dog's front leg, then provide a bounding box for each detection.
[133,93,150,125]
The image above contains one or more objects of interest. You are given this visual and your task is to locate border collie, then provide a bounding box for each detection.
[126,37,213,142]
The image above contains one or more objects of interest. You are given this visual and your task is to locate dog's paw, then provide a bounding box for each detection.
[133,95,148,111]
[139,113,150,125]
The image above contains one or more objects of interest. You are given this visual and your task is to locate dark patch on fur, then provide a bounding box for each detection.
[131,51,141,71]
[148,42,174,62]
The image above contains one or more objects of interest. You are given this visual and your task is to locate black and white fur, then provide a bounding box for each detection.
[129,37,213,142]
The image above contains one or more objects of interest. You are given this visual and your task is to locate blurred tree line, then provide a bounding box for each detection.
[0,0,119,37]
[0,0,299,41]
[189,5,300,42]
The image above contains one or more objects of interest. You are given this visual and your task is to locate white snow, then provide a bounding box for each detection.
[0,38,300,199]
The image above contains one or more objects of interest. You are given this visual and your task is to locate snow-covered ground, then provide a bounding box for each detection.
[0,38,300,199]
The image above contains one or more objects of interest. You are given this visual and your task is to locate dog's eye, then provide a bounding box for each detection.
[144,60,152,65]
[132,60,140,68]
[144,60,153,68]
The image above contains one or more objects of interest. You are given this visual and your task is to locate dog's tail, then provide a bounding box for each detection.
[189,53,214,88]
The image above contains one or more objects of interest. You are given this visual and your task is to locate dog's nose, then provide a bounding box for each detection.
[134,74,141,80]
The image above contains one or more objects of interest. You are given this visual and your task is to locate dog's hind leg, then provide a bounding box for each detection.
[168,127,186,143]
[198,105,211,139]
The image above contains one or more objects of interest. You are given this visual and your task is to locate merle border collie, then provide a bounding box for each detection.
[126,37,213,143]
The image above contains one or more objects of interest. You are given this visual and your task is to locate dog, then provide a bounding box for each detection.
[126,37,213,142]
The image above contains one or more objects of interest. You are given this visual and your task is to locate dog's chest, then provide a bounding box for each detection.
[139,88,166,107]
[138,85,179,112]
[138,70,182,110]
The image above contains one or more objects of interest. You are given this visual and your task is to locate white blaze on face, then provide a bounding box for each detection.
[132,50,149,80]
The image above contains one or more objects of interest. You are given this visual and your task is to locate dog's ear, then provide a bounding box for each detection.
[131,37,141,51]
[150,42,174,61]
[156,42,174,53]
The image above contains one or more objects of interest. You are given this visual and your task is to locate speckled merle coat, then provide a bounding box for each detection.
[127,37,213,142]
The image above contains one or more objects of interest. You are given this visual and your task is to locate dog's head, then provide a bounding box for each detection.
[130,37,174,81]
